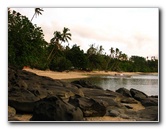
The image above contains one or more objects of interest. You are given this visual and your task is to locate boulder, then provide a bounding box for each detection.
[81,88,119,98]
[71,79,102,89]
[137,106,158,121]
[8,67,159,121]
[130,88,148,101]
[69,95,106,117]
[107,109,120,117]
[116,87,132,97]
[31,96,83,121]
[140,97,158,107]
[105,106,126,117]
[8,67,84,113]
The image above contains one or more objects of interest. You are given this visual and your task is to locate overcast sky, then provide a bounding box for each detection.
[11,8,159,58]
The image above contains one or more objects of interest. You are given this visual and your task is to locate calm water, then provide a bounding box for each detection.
[82,75,159,96]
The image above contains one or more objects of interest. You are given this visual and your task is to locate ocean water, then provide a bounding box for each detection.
[83,75,159,96]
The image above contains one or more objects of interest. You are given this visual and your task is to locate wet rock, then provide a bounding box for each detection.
[31,96,83,121]
[107,109,120,117]
[140,97,158,107]
[77,88,122,108]
[116,87,132,97]
[69,95,106,117]
[137,106,158,121]
[71,80,102,89]
[130,88,148,101]
[81,88,119,98]
[8,67,84,113]
[8,67,159,121]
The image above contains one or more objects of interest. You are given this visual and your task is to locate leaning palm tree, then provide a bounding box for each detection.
[47,31,62,61]
[31,8,44,21]
[46,28,72,67]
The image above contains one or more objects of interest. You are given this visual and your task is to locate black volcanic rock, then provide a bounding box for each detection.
[31,96,83,121]
[8,67,159,121]
[140,97,158,107]
[116,87,132,97]
[71,79,102,89]
[137,106,158,121]
[69,95,106,117]
[130,88,148,101]
[8,67,83,113]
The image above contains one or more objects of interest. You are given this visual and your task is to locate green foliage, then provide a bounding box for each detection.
[8,9,158,73]
[65,44,88,70]
[50,56,72,71]
[8,9,47,69]
[47,27,72,67]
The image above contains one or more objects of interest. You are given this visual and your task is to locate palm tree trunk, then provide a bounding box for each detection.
[47,51,56,66]
[31,13,36,21]
[47,46,55,60]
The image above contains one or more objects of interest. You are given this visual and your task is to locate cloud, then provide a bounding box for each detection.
[15,8,158,58]
[41,19,158,58]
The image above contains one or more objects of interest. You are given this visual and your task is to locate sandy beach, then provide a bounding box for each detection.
[23,68,158,80]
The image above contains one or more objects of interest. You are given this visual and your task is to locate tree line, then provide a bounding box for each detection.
[8,9,158,72]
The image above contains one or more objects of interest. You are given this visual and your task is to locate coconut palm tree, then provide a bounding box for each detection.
[87,44,97,56]
[46,28,72,67]
[47,31,62,61]
[118,51,122,59]
[98,45,104,55]
[110,47,115,58]
[121,53,128,61]
[115,48,119,58]
[31,8,44,21]
[61,27,72,43]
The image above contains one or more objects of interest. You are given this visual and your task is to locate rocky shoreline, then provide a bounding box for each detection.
[8,67,158,122]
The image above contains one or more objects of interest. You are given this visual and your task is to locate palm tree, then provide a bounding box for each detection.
[87,44,97,56]
[98,45,104,55]
[110,47,115,58]
[115,48,119,58]
[61,27,72,43]
[118,51,122,59]
[31,8,44,21]
[47,31,62,61]
[121,53,128,61]
[46,28,72,67]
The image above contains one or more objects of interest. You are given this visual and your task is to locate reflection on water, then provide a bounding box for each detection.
[83,75,159,96]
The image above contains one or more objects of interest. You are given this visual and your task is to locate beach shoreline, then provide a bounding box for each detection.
[9,67,158,122]
[23,68,158,80]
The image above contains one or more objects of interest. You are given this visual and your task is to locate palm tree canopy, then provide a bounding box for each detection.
[110,47,114,54]
[31,8,44,21]
[115,48,119,54]
[35,8,44,16]
[61,27,72,43]
[51,31,62,44]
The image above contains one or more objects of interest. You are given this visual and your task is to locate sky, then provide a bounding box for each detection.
[11,8,159,58]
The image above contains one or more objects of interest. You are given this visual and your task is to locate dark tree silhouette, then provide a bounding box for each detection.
[31,8,44,21]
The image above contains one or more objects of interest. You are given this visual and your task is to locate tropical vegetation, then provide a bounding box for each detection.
[8,9,158,72]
